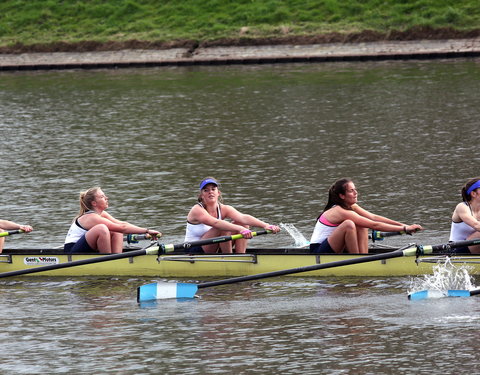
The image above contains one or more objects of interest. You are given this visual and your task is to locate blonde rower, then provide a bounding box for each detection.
[64,187,161,254]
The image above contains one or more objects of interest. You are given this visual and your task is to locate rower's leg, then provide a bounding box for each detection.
[232,238,247,253]
[357,227,369,254]
[328,220,359,253]
[86,224,112,253]
[111,232,124,253]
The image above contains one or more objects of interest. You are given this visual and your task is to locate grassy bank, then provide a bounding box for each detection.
[1,0,479,52]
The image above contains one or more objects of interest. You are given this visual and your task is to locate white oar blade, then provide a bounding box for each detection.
[137,282,198,302]
[408,289,471,300]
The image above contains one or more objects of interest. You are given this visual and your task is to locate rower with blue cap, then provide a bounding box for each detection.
[185,177,281,253]
[449,177,480,254]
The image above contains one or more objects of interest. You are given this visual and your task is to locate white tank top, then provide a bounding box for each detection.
[310,213,339,244]
[449,202,476,241]
[64,212,94,244]
[185,203,222,241]
[449,221,475,241]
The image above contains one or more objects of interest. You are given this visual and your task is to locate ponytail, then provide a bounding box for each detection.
[75,187,100,219]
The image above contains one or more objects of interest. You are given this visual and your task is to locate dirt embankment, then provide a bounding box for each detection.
[1,26,480,54]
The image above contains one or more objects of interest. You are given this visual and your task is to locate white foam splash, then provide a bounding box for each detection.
[280,223,310,248]
[408,257,476,294]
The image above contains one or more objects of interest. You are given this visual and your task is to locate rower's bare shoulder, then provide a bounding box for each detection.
[454,202,469,214]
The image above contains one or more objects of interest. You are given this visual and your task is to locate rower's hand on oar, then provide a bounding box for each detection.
[265,224,281,234]
[240,229,253,239]
[146,229,161,239]
[19,225,33,233]
[405,224,423,235]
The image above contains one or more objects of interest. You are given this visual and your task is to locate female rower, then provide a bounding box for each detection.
[310,178,423,254]
[64,187,161,254]
[449,177,480,253]
[0,219,33,253]
[185,177,280,254]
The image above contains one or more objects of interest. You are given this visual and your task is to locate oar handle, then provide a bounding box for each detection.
[160,229,270,253]
[124,233,160,243]
[370,229,419,242]
[0,229,24,238]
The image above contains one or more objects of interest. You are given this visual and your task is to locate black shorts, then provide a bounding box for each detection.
[64,235,96,253]
[310,240,335,254]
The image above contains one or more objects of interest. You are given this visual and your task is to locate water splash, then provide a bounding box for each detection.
[408,257,476,294]
[280,223,310,248]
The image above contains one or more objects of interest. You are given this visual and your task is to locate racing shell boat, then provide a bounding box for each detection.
[0,243,478,278]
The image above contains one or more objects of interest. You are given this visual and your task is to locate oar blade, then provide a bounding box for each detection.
[408,289,472,300]
[137,282,198,302]
[446,290,472,297]
[408,290,432,300]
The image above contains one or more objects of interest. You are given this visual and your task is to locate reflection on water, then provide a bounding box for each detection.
[1,60,480,373]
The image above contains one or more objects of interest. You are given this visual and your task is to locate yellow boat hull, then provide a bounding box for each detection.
[1,249,478,277]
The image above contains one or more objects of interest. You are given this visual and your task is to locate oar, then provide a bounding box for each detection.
[0,229,25,237]
[0,230,270,279]
[138,238,480,302]
[137,243,425,302]
[408,288,480,300]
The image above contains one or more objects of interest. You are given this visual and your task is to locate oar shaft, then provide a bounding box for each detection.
[161,230,269,253]
[470,288,480,297]
[419,238,480,252]
[198,246,419,289]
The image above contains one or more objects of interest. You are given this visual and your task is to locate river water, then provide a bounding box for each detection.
[1,59,479,373]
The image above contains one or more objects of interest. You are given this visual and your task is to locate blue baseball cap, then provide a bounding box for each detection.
[199,178,219,190]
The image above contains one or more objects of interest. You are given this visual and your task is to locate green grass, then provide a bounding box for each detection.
[0,0,479,49]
